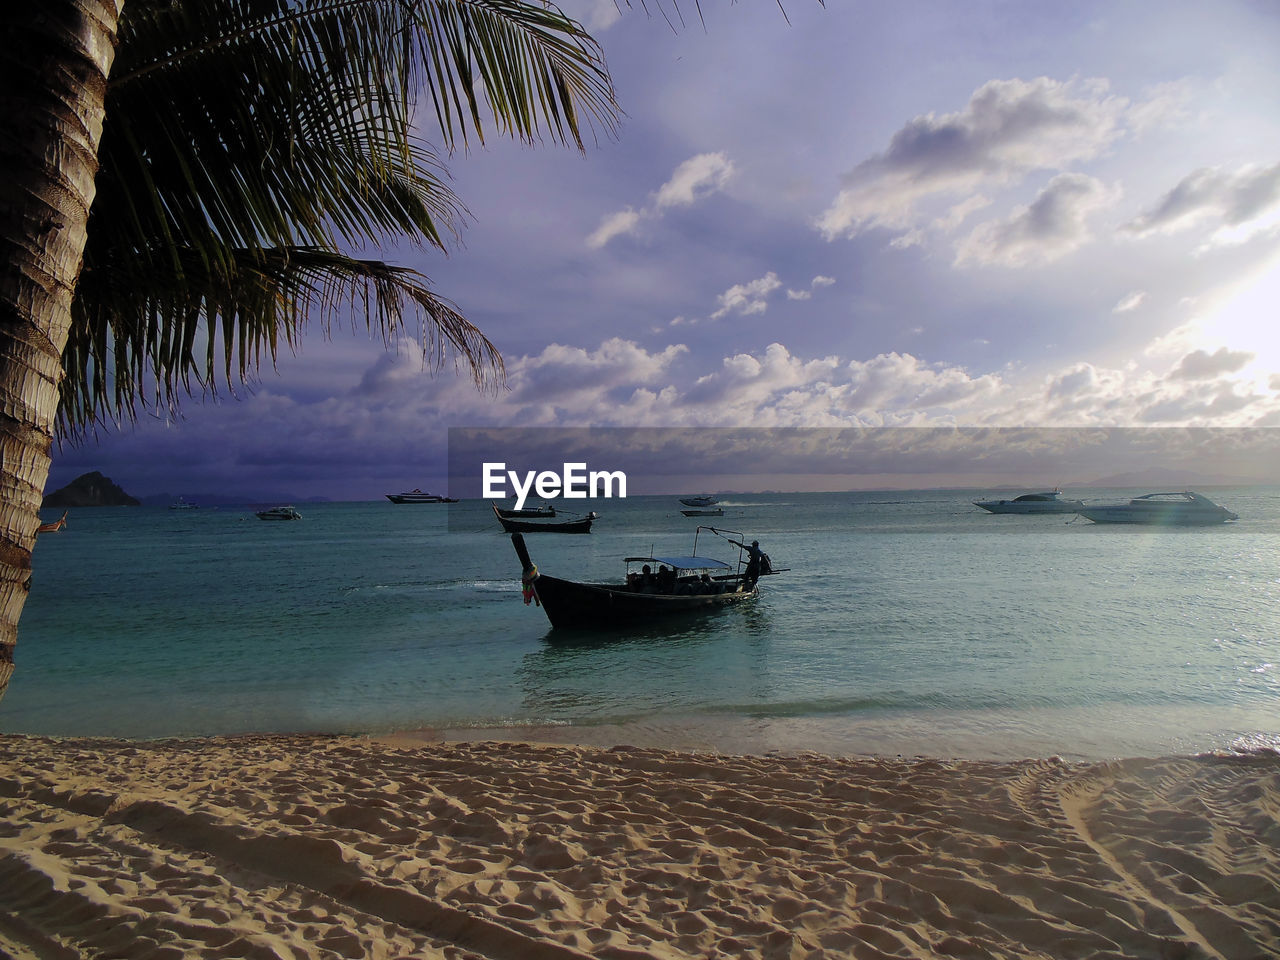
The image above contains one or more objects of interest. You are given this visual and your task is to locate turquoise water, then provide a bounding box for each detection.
[3,490,1278,760]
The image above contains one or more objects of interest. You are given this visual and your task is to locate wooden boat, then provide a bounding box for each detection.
[511,526,774,629]
[492,503,593,534]
[494,504,557,519]
[36,510,68,534]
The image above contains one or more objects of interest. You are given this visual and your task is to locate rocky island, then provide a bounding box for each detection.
[42,471,140,508]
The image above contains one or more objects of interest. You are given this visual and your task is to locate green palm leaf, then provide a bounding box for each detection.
[62,0,619,432]
[67,245,498,426]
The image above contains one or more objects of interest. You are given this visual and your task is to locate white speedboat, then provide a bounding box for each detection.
[256,505,301,521]
[1077,491,1238,525]
[679,495,719,508]
[973,490,1083,514]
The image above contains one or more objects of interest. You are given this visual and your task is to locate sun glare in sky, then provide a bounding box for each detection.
[1198,253,1280,386]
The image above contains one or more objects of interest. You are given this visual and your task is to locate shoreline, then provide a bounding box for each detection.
[2,732,1277,959]
[377,702,1280,763]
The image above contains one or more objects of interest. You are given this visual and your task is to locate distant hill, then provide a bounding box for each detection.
[1079,468,1264,488]
[43,471,140,507]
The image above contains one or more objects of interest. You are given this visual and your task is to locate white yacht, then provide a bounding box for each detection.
[1077,491,1239,525]
[385,489,457,504]
[973,490,1084,515]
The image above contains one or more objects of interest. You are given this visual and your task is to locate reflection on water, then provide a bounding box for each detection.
[517,601,776,719]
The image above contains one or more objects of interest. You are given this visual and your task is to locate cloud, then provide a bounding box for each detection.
[1168,346,1255,380]
[66,327,1280,501]
[554,0,623,33]
[1126,79,1195,136]
[711,272,783,318]
[654,153,735,209]
[1112,290,1146,313]
[587,152,735,248]
[954,173,1117,267]
[786,274,837,300]
[1137,383,1260,423]
[816,77,1128,242]
[586,208,642,249]
[672,344,1005,427]
[1123,161,1280,242]
[505,339,689,407]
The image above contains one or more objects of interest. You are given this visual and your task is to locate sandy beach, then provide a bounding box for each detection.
[1,735,1277,959]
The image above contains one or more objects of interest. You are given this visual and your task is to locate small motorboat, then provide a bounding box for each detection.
[1077,491,1239,525]
[681,508,724,517]
[492,504,594,534]
[256,505,301,521]
[974,490,1084,514]
[512,526,777,629]
[679,496,719,508]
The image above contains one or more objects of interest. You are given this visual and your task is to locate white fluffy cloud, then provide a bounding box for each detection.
[349,328,1279,431]
[86,324,1280,500]
[954,173,1118,267]
[585,208,642,249]
[1168,346,1255,380]
[587,152,735,248]
[816,77,1128,242]
[710,273,783,318]
[654,153,735,209]
[1112,291,1146,313]
[787,275,836,300]
[1122,161,1280,244]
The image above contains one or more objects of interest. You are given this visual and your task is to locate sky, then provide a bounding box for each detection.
[48,0,1280,501]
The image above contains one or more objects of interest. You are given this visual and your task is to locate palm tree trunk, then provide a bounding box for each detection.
[0,2,123,701]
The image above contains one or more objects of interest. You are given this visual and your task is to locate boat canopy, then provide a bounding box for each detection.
[624,555,732,571]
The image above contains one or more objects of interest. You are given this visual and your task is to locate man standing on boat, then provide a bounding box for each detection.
[727,538,769,588]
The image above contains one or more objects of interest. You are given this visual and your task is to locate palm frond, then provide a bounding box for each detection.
[62,0,620,433]
[63,246,503,431]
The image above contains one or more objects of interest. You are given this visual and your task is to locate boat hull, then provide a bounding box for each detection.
[974,500,1083,514]
[493,505,592,533]
[679,497,719,508]
[495,506,556,519]
[528,573,757,629]
[1078,491,1238,525]
[256,509,300,521]
[1077,506,1237,524]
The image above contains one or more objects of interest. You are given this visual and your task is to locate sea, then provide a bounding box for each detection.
[2,489,1278,761]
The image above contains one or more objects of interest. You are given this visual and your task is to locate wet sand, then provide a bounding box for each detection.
[1,734,1277,958]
